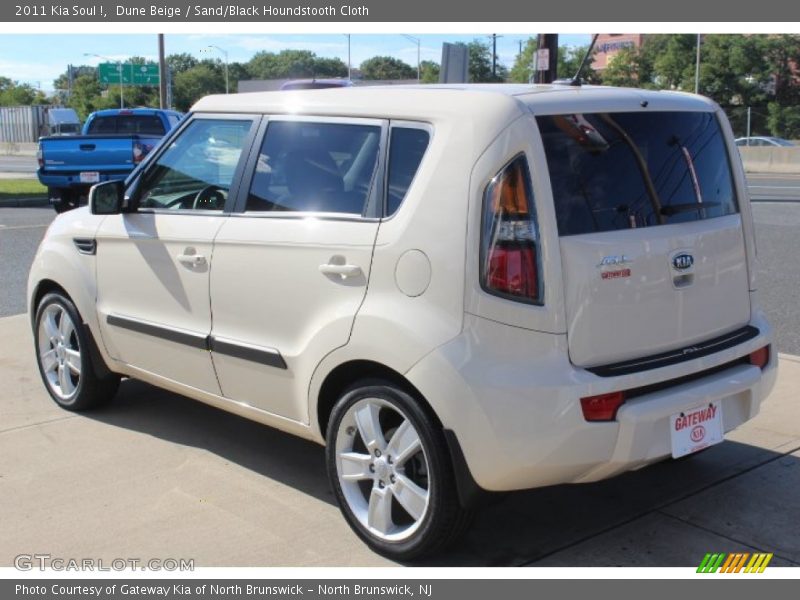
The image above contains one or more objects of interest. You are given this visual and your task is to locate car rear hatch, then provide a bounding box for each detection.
[536,110,751,369]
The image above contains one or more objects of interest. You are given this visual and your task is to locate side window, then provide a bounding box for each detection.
[136,118,253,211]
[386,127,430,216]
[246,121,381,215]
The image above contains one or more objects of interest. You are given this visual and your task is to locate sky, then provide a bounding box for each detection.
[0,33,591,92]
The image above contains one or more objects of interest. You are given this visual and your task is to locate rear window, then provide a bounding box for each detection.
[537,112,739,236]
[87,115,166,136]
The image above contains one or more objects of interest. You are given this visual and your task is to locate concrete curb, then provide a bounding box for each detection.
[0,197,50,208]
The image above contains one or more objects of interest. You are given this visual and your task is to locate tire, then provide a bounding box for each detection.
[33,292,120,411]
[51,190,78,214]
[326,379,471,560]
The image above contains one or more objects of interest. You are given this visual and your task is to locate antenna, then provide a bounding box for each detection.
[571,34,599,86]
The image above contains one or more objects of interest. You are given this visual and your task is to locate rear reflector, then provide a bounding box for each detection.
[580,391,626,422]
[749,345,770,369]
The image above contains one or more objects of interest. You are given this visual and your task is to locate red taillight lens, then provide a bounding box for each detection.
[749,345,770,369]
[133,143,144,164]
[36,145,43,168]
[487,246,538,300]
[481,155,541,303]
[580,391,626,422]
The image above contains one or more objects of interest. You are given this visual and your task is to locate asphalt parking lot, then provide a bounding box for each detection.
[1,194,799,567]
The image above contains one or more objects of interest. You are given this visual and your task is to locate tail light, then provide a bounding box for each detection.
[36,144,43,168]
[580,391,626,422]
[480,155,542,303]
[132,142,145,164]
[749,345,770,369]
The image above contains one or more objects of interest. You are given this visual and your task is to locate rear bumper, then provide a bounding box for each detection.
[38,170,131,191]
[405,310,777,492]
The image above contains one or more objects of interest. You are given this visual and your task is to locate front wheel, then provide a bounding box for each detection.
[326,381,471,560]
[34,292,120,411]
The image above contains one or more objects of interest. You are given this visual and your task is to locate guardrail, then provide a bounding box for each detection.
[738,147,800,174]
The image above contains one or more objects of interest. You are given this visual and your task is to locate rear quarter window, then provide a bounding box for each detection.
[537,111,739,236]
[386,127,430,216]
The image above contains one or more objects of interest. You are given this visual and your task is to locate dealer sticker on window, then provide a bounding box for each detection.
[670,401,724,458]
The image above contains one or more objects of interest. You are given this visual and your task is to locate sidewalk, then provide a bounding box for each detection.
[0,312,798,566]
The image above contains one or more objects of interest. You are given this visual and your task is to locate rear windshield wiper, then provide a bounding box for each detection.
[660,201,720,216]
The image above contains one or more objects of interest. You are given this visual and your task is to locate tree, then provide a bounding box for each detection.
[167,53,199,75]
[420,60,440,84]
[510,39,596,84]
[247,50,346,80]
[0,78,47,105]
[467,40,506,83]
[767,103,800,139]
[359,56,415,80]
[64,74,113,119]
[172,63,226,111]
[600,46,641,88]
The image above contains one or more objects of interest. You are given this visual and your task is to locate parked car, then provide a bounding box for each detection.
[28,85,776,560]
[37,108,183,212]
[280,78,354,90]
[735,136,796,147]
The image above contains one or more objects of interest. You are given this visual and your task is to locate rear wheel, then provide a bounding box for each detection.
[326,380,470,560]
[34,292,119,410]
[50,189,78,213]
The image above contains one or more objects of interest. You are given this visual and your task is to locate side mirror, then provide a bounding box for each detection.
[89,181,125,215]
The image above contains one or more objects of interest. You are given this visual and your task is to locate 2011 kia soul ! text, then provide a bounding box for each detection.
[28,85,777,560]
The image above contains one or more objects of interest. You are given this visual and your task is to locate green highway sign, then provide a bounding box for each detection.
[98,63,160,86]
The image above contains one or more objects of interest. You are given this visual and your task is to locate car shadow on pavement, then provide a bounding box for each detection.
[86,379,800,567]
[87,378,337,506]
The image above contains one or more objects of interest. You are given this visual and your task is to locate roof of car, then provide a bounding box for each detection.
[90,108,182,117]
[192,84,718,121]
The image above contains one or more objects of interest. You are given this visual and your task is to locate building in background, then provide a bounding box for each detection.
[593,34,646,71]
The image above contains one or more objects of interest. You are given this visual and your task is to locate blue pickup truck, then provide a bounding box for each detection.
[37,108,182,212]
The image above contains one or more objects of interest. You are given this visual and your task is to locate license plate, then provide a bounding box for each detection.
[79,171,100,184]
[670,401,724,458]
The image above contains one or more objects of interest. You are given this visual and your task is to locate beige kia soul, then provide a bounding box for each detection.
[28,84,776,559]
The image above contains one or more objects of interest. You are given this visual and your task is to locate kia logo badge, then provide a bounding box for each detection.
[672,253,694,271]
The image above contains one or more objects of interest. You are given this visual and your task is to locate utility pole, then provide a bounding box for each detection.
[158,34,167,109]
[535,34,559,84]
[486,33,502,79]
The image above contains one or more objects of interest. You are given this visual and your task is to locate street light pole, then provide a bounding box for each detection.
[695,33,701,95]
[85,53,123,108]
[344,34,352,80]
[204,45,229,94]
[402,35,421,83]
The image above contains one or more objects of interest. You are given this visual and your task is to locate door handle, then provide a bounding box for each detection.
[177,253,207,266]
[319,263,362,278]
